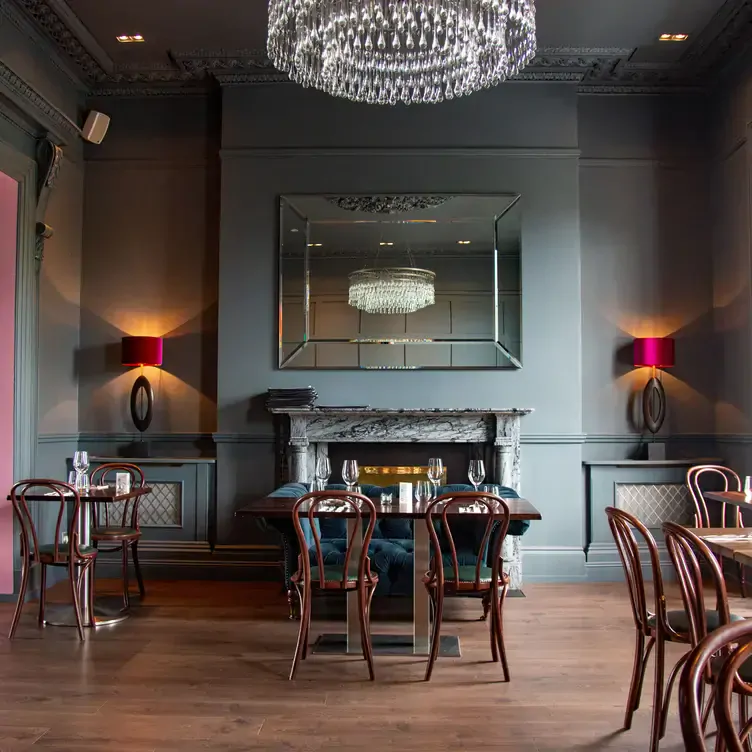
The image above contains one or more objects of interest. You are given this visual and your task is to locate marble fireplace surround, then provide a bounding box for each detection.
[269,407,533,588]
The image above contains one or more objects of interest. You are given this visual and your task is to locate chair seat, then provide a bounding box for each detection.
[648,610,745,639]
[291,565,378,588]
[424,565,510,588]
[91,526,140,540]
[36,543,96,562]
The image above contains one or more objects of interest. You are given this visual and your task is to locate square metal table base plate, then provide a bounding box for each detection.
[312,633,461,657]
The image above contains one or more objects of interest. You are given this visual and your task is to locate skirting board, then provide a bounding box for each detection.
[521,547,587,582]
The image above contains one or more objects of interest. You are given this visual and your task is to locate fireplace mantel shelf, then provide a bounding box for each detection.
[269,408,534,415]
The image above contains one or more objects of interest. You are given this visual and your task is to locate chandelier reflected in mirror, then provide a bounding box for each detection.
[267,0,537,106]
[348,267,436,314]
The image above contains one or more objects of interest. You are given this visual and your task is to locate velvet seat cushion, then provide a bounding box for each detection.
[91,526,139,539]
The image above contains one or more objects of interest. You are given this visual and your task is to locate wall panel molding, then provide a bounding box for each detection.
[220,147,582,161]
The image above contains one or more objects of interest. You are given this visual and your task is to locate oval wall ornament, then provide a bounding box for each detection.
[642,376,666,434]
[130,374,154,433]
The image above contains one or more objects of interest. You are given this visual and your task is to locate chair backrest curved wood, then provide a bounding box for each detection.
[425,492,510,590]
[687,464,742,528]
[90,462,145,529]
[291,490,377,589]
[679,619,752,752]
[663,521,730,648]
[605,507,684,641]
[10,479,86,563]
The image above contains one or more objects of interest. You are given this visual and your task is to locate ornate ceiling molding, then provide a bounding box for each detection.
[0,59,81,140]
[8,0,752,96]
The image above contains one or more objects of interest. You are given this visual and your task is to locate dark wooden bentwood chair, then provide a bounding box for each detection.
[8,480,97,641]
[687,465,746,597]
[664,521,748,749]
[423,491,511,682]
[606,507,697,752]
[679,619,752,752]
[90,463,146,609]
[289,490,378,681]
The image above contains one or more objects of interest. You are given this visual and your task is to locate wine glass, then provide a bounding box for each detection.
[415,480,432,505]
[315,456,331,492]
[342,460,359,491]
[427,458,443,498]
[468,459,485,492]
[73,450,89,489]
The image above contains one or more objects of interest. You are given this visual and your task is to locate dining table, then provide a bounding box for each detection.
[236,493,542,657]
[685,527,752,562]
[8,485,151,628]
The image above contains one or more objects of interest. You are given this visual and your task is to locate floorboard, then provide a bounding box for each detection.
[1,579,747,751]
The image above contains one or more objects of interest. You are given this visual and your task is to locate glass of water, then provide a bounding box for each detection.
[745,476,752,499]
[468,460,485,491]
[342,460,359,491]
[415,480,433,504]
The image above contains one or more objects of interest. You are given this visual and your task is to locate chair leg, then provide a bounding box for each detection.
[289,584,309,680]
[659,652,689,739]
[489,593,499,663]
[69,562,86,641]
[131,541,145,599]
[38,563,47,625]
[481,591,491,621]
[493,582,510,682]
[8,556,31,639]
[624,633,655,729]
[358,585,375,681]
[424,587,444,682]
[740,562,748,599]
[121,544,130,611]
[649,635,665,752]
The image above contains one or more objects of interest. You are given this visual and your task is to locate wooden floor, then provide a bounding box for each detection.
[1,579,748,751]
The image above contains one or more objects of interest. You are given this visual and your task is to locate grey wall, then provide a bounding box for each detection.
[78,96,220,439]
[218,84,585,577]
[579,95,714,444]
[710,61,752,472]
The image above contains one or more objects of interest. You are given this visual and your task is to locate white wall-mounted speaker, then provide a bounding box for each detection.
[81,110,110,144]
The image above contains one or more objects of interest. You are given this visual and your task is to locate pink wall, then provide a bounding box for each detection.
[0,171,17,594]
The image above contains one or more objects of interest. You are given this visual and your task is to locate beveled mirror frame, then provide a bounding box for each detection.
[278,193,522,370]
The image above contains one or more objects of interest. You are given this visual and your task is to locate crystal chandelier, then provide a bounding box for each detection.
[267,0,537,105]
[348,267,436,314]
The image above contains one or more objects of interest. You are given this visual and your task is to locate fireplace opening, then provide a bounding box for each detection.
[327,443,494,486]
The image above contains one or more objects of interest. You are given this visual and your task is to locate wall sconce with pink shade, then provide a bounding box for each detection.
[633,337,675,459]
[121,336,162,455]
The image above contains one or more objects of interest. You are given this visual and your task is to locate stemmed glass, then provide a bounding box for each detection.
[427,458,443,499]
[342,460,359,492]
[468,459,485,492]
[415,480,432,505]
[73,450,89,492]
[315,456,331,492]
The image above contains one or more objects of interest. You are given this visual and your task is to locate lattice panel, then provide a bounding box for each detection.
[616,483,693,527]
[139,482,182,527]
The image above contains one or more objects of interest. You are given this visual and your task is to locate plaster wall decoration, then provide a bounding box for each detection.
[7,0,752,96]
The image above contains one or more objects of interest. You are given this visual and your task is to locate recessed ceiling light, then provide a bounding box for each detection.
[659,33,689,42]
[457,240,471,245]
[117,34,146,43]
[307,243,323,247]
[379,241,394,246]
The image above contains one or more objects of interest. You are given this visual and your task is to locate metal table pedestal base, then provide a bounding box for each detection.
[43,597,130,628]
[312,633,461,657]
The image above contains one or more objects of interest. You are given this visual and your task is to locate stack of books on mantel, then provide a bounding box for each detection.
[265,387,318,410]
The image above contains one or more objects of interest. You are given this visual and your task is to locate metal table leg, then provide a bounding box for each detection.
[413,518,430,654]
[346,517,362,654]
[44,498,129,628]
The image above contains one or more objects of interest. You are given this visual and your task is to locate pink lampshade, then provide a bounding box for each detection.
[633,337,675,368]
[121,336,163,367]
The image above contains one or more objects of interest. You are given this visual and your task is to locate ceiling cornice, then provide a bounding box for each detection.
[7,0,752,97]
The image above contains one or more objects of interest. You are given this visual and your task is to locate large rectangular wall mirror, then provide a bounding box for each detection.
[279,194,522,370]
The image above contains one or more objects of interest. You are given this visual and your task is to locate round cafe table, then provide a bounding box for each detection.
[8,485,151,628]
